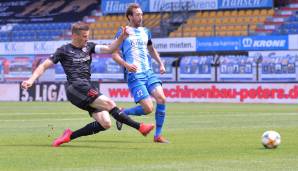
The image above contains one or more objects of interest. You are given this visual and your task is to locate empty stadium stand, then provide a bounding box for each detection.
[270,1,298,35]
[1,0,297,41]
[89,13,169,40]
[169,9,274,37]
[0,0,100,24]
[11,23,71,41]
[0,0,100,42]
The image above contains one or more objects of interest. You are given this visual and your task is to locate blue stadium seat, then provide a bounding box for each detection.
[34,24,42,30]
[56,23,64,30]
[271,29,282,35]
[0,32,9,41]
[293,29,298,33]
[51,23,60,30]
[284,29,290,34]
[63,23,71,29]
[6,22,73,41]
[27,31,35,37]
[284,23,290,29]
[26,24,34,30]
[12,25,21,31]
[289,16,297,22]
[289,23,296,29]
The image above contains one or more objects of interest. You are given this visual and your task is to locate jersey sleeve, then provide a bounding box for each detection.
[146,28,153,46]
[114,27,122,39]
[49,47,63,64]
[114,27,124,50]
[89,42,96,54]
[147,28,152,40]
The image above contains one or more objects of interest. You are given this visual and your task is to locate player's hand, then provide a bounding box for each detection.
[160,65,166,74]
[119,26,129,39]
[125,63,137,72]
[21,80,33,90]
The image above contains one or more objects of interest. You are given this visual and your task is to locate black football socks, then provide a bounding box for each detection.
[109,107,140,129]
[70,121,106,140]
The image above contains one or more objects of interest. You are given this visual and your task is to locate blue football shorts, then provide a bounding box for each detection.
[127,69,162,103]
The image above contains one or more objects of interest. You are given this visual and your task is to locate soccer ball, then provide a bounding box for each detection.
[261,130,281,149]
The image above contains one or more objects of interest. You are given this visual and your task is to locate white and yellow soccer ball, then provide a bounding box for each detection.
[261,130,281,149]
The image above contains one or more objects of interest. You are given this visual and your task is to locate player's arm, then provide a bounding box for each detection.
[147,43,165,74]
[95,26,128,54]
[112,50,137,72]
[21,59,54,90]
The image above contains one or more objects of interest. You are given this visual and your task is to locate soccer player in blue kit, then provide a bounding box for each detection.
[112,3,169,143]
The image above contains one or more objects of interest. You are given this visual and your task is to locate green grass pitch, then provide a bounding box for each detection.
[0,102,298,171]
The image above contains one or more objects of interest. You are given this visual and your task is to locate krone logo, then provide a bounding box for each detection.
[242,38,253,47]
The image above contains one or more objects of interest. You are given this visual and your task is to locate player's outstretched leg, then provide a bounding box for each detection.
[109,107,154,136]
[52,121,106,147]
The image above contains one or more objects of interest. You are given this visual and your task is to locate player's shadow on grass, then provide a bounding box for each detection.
[0,144,142,149]
[257,147,279,150]
[60,139,151,149]
[77,139,149,144]
[63,144,141,150]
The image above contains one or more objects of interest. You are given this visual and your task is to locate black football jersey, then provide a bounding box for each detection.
[49,42,96,83]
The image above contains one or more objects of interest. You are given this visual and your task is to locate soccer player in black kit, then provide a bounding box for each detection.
[21,22,154,147]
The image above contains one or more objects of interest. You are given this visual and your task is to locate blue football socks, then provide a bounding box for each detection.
[123,105,145,116]
[155,103,166,137]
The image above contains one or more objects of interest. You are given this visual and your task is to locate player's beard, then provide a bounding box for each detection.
[133,19,142,27]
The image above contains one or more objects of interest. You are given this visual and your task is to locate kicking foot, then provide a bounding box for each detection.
[52,128,73,147]
[154,135,169,143]
[138,123,154,136]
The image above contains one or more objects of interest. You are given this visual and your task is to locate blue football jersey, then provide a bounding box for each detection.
[115,26,152,73]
